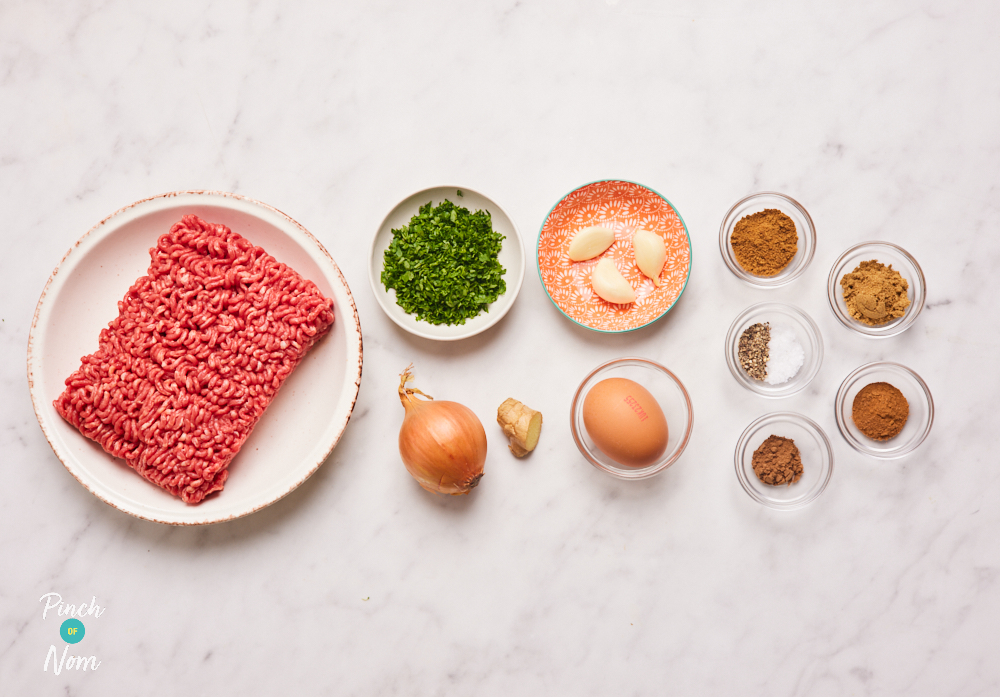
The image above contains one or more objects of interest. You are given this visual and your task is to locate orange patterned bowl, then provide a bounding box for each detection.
[537,180,692,332]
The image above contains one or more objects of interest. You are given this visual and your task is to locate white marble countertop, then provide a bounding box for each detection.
[3,1,998,694]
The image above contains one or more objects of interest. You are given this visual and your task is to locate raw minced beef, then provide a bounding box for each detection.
[54,214,335,504]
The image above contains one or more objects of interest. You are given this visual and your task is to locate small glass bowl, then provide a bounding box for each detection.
[835,362,934,459]
[735,412,834,510]
[571,357,693,480]
[719,192,816,287]
[827,242,925,338]
[725,302,823,398]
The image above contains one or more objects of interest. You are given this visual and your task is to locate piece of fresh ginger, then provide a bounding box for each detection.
[497,398,543,457]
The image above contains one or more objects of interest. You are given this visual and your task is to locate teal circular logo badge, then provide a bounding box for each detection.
[60,618,85,644]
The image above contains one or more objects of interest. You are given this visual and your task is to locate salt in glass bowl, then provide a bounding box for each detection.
[827,241,925,338]
[719,192,816,288]
[834,362,934,459]
[725,302,823,398]
[570,357,693,480]
[735,412,834,510]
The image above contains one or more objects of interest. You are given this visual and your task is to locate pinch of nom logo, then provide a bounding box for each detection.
[39,592,105,675]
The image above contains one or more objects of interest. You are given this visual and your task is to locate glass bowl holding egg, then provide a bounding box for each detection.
[570,358,693,480]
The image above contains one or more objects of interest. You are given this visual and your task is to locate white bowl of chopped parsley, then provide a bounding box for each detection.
[369,186,525,340]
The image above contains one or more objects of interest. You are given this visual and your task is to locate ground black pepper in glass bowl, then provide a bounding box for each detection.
[725,302,823,398]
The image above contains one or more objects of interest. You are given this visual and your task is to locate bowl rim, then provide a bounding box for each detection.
[367,184,525,341]
[536,178,693,334]
[826,241,926,338]
[724,301,824,398]
[27,190,364,525]
[834,361,935,459]
[570,356,694,479]
[718,191,816,288]
[734,411,834,510]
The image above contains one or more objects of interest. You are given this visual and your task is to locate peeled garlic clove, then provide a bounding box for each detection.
[568,225,616,262]
[591,256,636,304]
[632,229,666,287]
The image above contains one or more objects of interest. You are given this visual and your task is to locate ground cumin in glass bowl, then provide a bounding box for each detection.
[735,412,834,510]
[725,302,823,398]
[719,192,816,288]
[827,242,925,338]
[835,362,934,459]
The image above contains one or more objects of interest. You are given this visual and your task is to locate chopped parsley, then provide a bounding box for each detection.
[381,198,506,325]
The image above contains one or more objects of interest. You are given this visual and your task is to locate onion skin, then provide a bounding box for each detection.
[398,366,486,495]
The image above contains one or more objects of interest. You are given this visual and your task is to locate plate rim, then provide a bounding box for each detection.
[27,190,364,525]
[535,178,693,334]
[367,184,525,341]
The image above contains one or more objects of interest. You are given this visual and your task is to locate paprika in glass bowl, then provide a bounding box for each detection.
[835,362,934,459]
[719,192,816,288]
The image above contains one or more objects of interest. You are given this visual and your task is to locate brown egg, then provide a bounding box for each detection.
[582,377,669,467]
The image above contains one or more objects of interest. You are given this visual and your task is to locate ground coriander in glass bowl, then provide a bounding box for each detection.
[827,242,925,338]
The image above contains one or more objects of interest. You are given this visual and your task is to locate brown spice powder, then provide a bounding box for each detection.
[840,260,910,326]
[852,382,909,440]
[751,435,803,486]
[730,209,798,276]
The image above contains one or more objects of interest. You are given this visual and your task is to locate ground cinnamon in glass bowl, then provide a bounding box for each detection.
[751,435,803,485]
[719,192,816,288]
[835,362,933,459]
[735,412,833,510]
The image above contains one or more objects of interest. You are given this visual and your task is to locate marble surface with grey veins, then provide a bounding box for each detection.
[1,1,998,694]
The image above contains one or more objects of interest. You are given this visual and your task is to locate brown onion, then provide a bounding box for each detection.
[397,365,486,495]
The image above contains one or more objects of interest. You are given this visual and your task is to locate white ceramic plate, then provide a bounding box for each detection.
[28,191,363,525]
[368,186,524,340]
